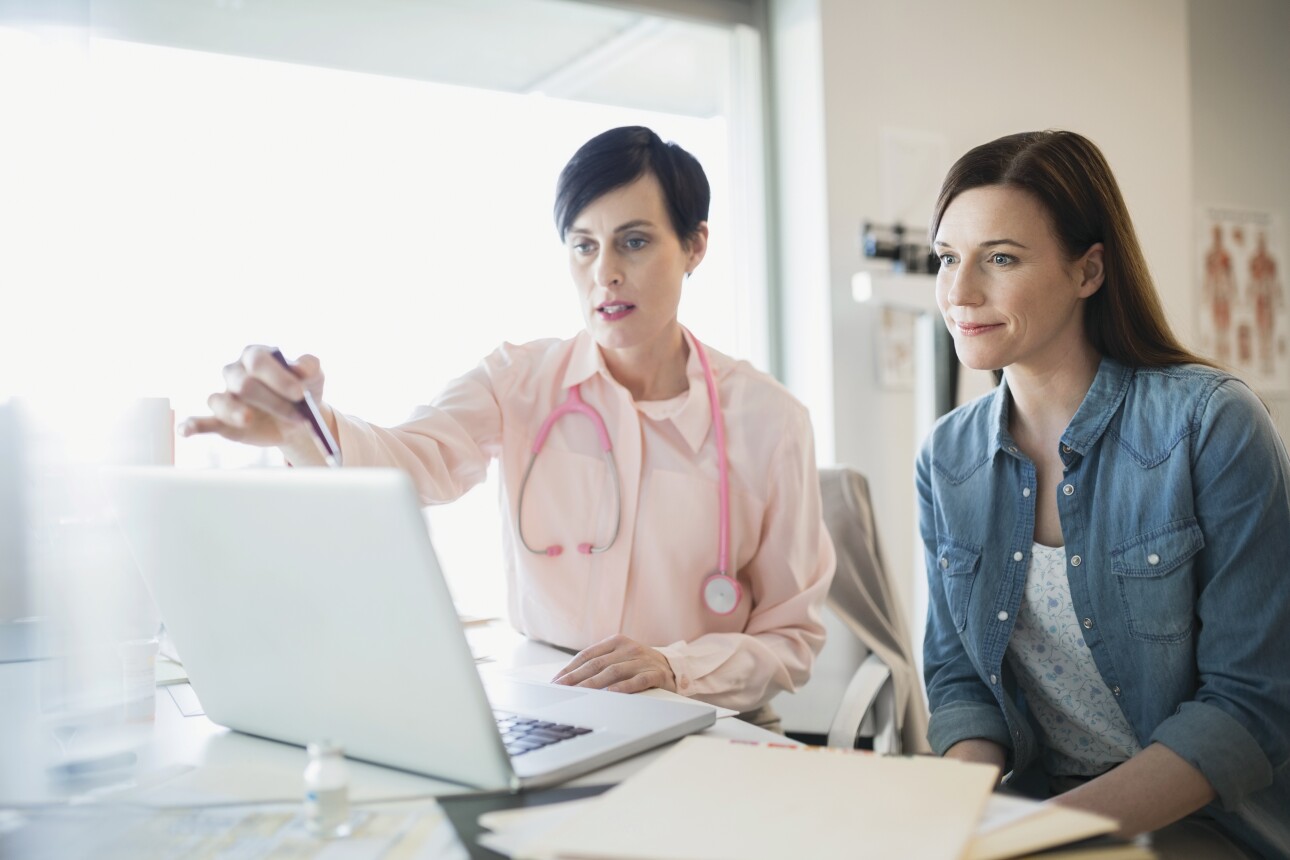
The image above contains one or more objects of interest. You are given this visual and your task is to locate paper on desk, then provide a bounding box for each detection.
[477,790,1123,860]
[478,798,600,834]
[500,661,739,718]
[492,735,997,860]
[480,788,1054,843]
[12,800,467,860]
[965,793,1118,860]
[477,798,598,858]
[975,793,1051,836]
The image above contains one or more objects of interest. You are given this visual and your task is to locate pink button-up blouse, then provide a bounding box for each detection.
[332,329,835,712]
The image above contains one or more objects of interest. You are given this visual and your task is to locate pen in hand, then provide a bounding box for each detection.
[270,348,342,468]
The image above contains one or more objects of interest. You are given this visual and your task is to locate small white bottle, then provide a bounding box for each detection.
[303,740,353,839]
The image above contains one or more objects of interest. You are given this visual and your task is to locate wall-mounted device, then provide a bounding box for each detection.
[860,220,939,275]
[853,219,955,419]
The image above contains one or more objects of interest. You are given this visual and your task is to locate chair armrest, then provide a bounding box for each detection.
[827,652,899,754]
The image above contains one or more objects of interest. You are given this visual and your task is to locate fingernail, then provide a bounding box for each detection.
[176,422,191,437]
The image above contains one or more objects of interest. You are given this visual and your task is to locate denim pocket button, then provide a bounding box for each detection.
[1111,519,1204,642]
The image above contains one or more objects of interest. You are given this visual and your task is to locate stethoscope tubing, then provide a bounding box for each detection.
[516,443,622,556]
[514,328,735,612]
[689,334,730,577]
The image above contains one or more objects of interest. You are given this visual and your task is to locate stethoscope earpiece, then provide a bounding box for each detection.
[516,330,738,616]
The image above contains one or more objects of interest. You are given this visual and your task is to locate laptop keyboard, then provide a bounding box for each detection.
[494,711,593,757]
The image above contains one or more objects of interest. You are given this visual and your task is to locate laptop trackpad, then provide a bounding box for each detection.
[484,678,589,714]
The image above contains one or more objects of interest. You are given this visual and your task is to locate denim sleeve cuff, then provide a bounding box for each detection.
[1149,700,1274,810]
[927,699,1012,756]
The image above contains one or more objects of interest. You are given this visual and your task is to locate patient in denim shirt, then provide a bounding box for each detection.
[918,130,1290,859]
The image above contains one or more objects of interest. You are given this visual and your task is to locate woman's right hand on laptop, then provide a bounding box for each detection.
[178,346,333,461]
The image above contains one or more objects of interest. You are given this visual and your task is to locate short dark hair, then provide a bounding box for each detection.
[554,126,710,244]
[931,130,1211,369]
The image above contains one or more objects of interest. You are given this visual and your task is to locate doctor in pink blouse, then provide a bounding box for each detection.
[180,126,836,727]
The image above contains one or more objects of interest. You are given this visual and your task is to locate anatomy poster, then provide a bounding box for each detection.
[876,307,916,390]
[1197,207,1286,391]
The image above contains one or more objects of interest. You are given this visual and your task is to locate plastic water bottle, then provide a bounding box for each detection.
[303,740,353,838]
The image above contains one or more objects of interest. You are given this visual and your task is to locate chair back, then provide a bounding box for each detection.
[818,466,929,753]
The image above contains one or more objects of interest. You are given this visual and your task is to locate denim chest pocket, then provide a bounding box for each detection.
[1110,518,1204,643]
[935,538,982,633]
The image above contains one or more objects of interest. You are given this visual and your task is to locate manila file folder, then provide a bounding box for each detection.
[515,735,999,860]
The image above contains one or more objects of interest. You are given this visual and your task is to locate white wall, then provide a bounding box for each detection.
[769,0,1194,669]
[1189,0,1290,434]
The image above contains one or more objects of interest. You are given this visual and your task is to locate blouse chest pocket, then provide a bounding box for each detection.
[935,538,982,633]
[1110,518,1204,643]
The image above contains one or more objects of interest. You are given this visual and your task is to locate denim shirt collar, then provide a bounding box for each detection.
[989,356,1135,460]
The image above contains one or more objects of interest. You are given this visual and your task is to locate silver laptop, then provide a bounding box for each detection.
[106,467,714,791]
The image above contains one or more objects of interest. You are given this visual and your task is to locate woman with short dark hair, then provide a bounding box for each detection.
[919,129,1290,858]
[182,126,835,728]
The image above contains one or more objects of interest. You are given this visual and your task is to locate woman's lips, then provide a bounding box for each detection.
[597,303,636,321]
[956,321,1002,336]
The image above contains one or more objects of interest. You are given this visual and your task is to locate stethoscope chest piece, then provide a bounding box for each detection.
[702,572,742,616]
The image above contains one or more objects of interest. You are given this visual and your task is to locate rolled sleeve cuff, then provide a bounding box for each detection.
[657,644,694,696]
[1149,700,1274,811]
[332,411,370,463]
[928,700,1012,757]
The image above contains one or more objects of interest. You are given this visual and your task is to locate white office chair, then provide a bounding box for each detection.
[773,466,929,754]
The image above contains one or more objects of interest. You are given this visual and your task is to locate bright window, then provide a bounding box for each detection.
[1,3,768,621]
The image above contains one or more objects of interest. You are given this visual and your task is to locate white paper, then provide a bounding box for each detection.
[973,793,1051,836]
[515,736,997,860]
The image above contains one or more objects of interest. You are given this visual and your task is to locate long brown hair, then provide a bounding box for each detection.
[930,130,1212,369]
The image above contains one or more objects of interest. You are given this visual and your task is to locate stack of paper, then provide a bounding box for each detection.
[476,736,1149,860]
[479,735,999,860]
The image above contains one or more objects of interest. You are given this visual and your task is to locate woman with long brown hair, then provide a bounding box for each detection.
[918,130,1289,858]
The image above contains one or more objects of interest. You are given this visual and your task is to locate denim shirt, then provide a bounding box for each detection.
[917,358,1290,858]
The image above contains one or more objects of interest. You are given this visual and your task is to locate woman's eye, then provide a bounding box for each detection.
[624,236,647,251]
[991,253,1015,266]
[572,242,594,254]
[938,253,957,266]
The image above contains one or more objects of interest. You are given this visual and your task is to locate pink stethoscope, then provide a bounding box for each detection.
[515,332,741,616]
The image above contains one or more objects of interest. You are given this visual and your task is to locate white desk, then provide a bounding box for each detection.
[0,622,788,856]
